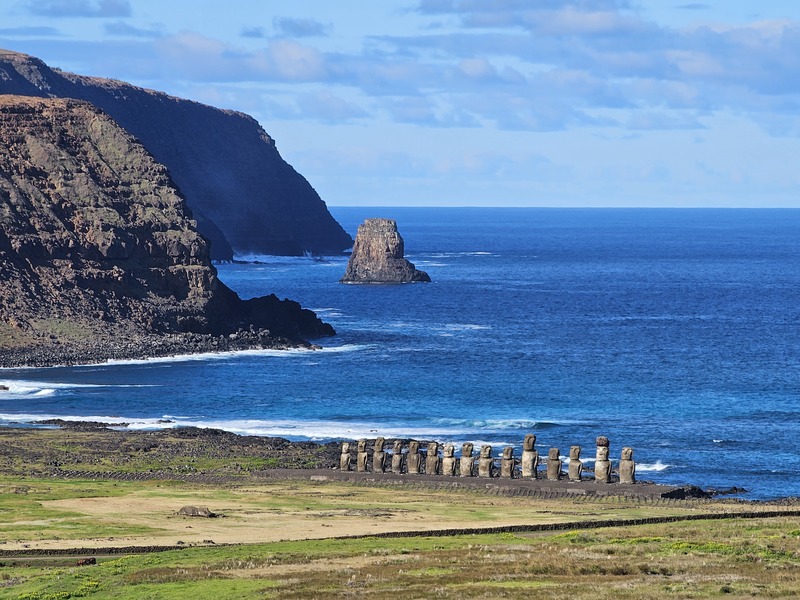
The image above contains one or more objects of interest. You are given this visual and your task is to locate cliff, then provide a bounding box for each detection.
[0,49,353,260]
[0,95,333,365]
[340,218,430,283]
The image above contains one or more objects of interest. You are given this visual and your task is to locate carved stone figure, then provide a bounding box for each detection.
[442,444,457,476]
[356,439,369,472]
[407,440,422,474]
[521,434,539,478]
[568,445,583,482]
[460,442,475,477]
[546,447,562,481]
[372,437,387,473]
[391,440,404,474]
[478,445,494,478]
[595,436,612,483]
[619,446,636,484]
[339,442,351,471]
[425,441,441,475]
[500,446,515,478]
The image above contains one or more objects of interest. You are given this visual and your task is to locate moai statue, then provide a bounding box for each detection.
[391,440,404,474]
[521,434,539,479]
[619,447,636,484]
[568,445,583,482]
[460,442,475,477]
[500,446,515,478]
[356,439,369,472]
[407,440,422,474]
[594,436,612,483]
[546,447,562,481]
[478,445,494,478]
[372,437,387,473]
[442,444,457,476]
[339,442,352,471]
[425,441,441,475]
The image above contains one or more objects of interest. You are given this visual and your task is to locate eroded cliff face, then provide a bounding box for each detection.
[0,49,353,260]
[340,218,430,283]
[0,95,333,362]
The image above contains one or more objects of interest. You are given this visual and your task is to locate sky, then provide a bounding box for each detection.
[1,0,800,207]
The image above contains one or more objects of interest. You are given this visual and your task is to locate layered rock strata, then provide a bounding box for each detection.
[340,218,431,283]
[0,49,353,260]
[0,96,333,365]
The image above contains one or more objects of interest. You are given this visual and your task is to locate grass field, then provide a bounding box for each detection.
[2,476,800,599]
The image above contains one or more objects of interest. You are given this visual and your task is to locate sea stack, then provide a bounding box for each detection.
[340,219,431,284]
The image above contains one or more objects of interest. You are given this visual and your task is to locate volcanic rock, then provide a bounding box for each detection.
[0,95,333,363]
[340,219,430,284]
[0,49,352,260]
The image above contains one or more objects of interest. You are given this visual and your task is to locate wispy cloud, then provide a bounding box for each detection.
[0,26,61,36]
[24,0,131,18]
[272,16,330,38]
[105,21,163,38]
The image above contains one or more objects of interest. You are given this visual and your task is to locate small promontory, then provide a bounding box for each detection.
[340,219,431,284]
[0,95,333,366]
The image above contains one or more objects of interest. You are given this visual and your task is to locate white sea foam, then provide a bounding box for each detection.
[637,461,671,472]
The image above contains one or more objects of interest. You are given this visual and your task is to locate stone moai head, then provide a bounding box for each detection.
[341,442,350,454]
[570,445,581,460]
[548,448,560,461]
[428,441,439,455]
[374,437,385,452]
[409,440,420,453]
[462,442,474,456]
[443,444,455,458]
[357,439,367,452]
[621,447,633,460]
[597,446,609,461]
[393,440,403,453]
[523,434,537,451]
[480,445,492,458]
[502,446,513,460]
[596,436,610,448]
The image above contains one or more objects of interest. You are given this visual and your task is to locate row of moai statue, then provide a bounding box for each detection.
[339,435,636,483]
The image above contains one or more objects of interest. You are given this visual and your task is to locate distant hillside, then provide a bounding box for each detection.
[0,95,333,366]
[0,49,353,260]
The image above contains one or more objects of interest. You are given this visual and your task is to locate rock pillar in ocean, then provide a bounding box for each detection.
[594,436,612,483]
[547,448,562,480]
[356,439,369,472]
[460,442,475,477]
[620,447,636,484]
[426,441,441,475]
[391,440,404,474]
[407,440,422,474]
[372,437,387,473]
[340,218,431,284]
[339,442,351,471]
[442,444,457,476]
[568,446,583,482]
[521,434,539,478]
[500,446,515,478]
[478,445,494,478]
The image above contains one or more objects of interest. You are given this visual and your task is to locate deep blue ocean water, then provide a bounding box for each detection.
[2,208,800,500]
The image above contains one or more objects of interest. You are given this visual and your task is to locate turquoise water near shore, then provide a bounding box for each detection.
[2,207,800,499]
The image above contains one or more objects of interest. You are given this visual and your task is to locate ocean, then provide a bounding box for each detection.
[2,207,800,500]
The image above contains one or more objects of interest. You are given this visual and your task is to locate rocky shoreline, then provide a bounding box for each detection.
[0,330,316,369]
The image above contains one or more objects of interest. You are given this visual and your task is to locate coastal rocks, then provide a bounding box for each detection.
[340,219,431,284]
[0,96,334,364]
[0,49,352,260]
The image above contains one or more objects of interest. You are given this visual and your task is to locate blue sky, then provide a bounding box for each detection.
[2,0,800,207]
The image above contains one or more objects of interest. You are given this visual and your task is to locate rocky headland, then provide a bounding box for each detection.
[0,95,333,366]
[340,218,431,284]
[0,48,353,260]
